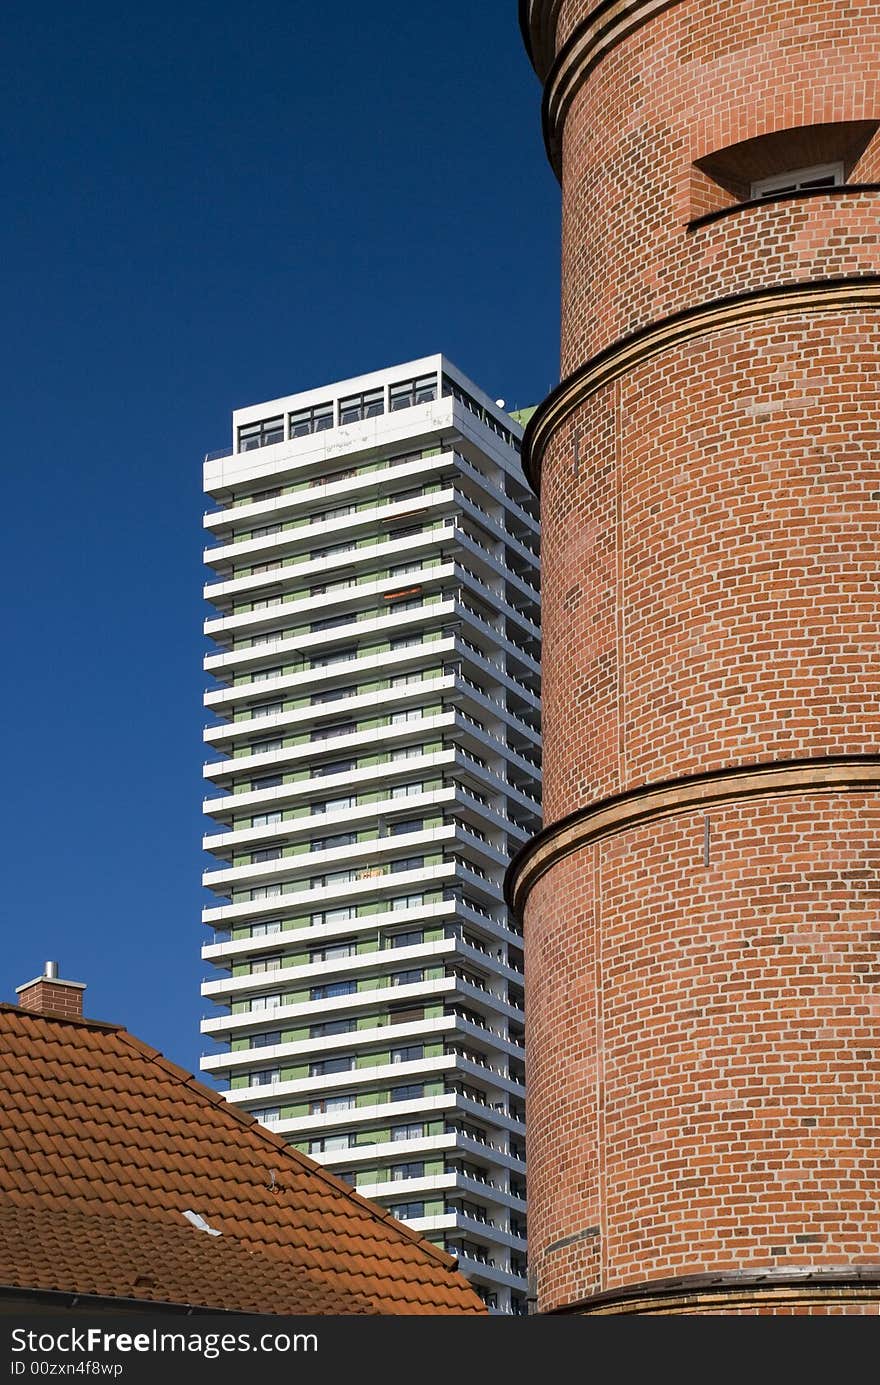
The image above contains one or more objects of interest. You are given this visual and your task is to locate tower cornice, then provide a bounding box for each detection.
[520,274,880,493]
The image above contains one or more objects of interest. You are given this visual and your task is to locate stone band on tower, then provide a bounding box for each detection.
[513,0,880,1315]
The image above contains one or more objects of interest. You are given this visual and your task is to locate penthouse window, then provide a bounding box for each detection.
[289,401,333,438]
[442,375,517,448]
[339,388,384,424]
[390,375,438,411]
[238,417,284,452]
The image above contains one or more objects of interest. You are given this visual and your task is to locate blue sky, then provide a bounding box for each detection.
[2,0,559,1074]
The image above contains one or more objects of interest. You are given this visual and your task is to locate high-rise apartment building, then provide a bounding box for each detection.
[200,356,540,1314]
[515,0,880,1316]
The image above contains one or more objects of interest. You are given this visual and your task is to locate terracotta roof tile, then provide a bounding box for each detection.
[0,1205,377,1314]
[0,1005,483,1315]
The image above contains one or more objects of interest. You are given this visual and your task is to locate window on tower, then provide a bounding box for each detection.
[289,401,333,437]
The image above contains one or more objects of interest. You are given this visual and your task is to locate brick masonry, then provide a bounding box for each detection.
[517,0,880,1314]
[16,981,85,1020]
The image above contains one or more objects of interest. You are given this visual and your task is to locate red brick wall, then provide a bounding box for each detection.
[557,0,880,370]
[17,981,84,1019]
[520,0,880,1315]
[525,797,880,1313]
[540,314,880,823]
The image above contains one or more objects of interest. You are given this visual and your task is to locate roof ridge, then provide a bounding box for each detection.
[110,1027,460,1271]
[0,1003,123,1034]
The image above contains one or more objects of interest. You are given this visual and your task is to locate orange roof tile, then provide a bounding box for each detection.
[0,1005,485,1315]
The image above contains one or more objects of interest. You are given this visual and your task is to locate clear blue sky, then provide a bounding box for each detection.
[2,0,559,1075]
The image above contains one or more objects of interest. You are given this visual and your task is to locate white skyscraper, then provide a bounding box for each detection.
[200,355,540,1313]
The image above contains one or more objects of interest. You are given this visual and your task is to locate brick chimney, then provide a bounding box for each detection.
[16,961,86,1019]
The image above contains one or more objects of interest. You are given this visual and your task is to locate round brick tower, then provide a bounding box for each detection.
[512,0,880,1315]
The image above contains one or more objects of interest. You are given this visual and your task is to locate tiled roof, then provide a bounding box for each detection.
[0,1005,485,1315]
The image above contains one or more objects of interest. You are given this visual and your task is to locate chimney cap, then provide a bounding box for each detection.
[15,961,86,996]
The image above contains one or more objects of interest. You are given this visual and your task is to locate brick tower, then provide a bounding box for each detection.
[511,0,880,1314]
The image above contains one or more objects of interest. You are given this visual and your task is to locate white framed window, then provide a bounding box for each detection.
[310,1134,351,1153]
[391,782,423,798]
[392,893,424,911]
[750,161,844,199]
[250,884,282,900]
[251,919,282,937]
[250,955,281,975]
[250,737,282,754]
[252,702,283,720]
[392,1122,424,1142]
[251,1067,280,1085]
